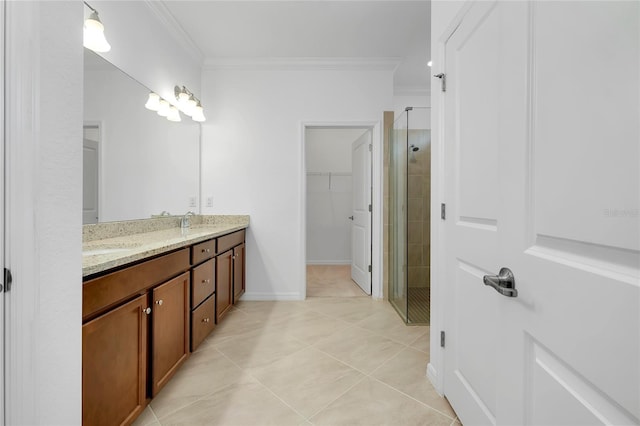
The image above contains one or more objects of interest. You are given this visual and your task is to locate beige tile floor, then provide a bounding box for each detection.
[306,265,367,297]
[132,270,459,426]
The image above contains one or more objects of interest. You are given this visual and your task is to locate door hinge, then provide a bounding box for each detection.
[368,144,372,152]
[368,265,372,273]
[440,331,445,348]
[3,268,12,292]
[368,204,372,212]
[441,203,446,220]
[434,73,446,92]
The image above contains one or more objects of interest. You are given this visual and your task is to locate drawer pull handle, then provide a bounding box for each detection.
[202,248,211,253]
[143,307,151,315]
[155,299,163,306]
[202,318,210,323]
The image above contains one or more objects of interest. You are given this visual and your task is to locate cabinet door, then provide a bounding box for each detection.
[233,243,245,303]
[152,272,190,396]
[83,295,148,426]
[216,249,233,323]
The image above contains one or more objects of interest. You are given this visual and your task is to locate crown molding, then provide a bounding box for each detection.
[203,57,402,71]
[144,1,204,65]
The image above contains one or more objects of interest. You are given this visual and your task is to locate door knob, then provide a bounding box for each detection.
[348,216,354,220]
[483,267,518,298]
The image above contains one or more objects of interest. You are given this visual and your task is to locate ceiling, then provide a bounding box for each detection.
[161,0,431,91]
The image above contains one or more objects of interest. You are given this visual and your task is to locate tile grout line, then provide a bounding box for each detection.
[369,375,457,422]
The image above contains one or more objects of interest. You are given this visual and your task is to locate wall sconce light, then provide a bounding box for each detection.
[83,2,111,53]
[145,92,161,111]
[144,87,206,123]
[175,86,206,122]
[167,106,182,122]
[157,99,171,117]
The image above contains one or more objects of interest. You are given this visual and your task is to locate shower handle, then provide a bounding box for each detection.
[348,216,354,220]
[483,267,518,298]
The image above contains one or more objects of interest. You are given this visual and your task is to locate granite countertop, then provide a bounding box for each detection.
[83,215,249,277]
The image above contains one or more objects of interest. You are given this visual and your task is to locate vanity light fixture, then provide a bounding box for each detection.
[83,2,111,53]
[145,92,161,111]
[157,99,171,117]
[175,86,206,122]
[167,106,182,122]
[191,100,206,122]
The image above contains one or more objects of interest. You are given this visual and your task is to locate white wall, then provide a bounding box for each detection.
[4,1,83,423]
[84,66,200,221]
[305,128,366,173]
[201,66,393,299]
[89,1,202,107]
[305,128,367,264]
[428,0,468,394]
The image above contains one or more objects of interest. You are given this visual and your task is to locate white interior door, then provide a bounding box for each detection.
[0,0,5,421]
[351,130,372,295]
[443,1,639,425]
[83,126,99,224]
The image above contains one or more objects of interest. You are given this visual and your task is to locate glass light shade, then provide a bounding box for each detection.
[181,94,197,116]
[178,91,190,105]
[145,93,161,111]
[192,105,206,122]
[427,60,433,67]
[83,12,111,53]
[157,100,170,117]
[167,106,182,122]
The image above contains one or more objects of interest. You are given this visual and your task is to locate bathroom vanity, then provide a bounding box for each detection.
[82,215,248,426]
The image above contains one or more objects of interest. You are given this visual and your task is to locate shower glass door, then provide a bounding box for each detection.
[389,107,431,324]
[389,111,408,321]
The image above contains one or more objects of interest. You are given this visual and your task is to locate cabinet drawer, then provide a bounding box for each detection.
[192,239,216,265]
[191,259,214,308]
[191,295,215,351]
[83,248,190,321]
[217,230,245,254]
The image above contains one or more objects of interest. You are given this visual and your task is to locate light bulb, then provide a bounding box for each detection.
[427,60,432,67]
[145,93,161,111]
[157,100,170,117]
[83,11,111,53]
[167,106,182,122]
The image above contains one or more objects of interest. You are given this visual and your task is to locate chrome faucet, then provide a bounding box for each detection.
[181,211,196,229]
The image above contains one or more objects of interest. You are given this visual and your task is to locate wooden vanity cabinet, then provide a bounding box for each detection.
[216,249,233,323]
[151,272,190,396]
[233,243,245,302]
[82,295,148,426]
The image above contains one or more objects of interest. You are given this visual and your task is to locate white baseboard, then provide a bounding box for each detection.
[240,292,304,301]
[427,363,443,396]
[306,260,351,265]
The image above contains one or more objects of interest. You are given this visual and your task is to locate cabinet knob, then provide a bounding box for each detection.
[202,279,210,284]
[232,255,236,260]
[144,307,151,315]
[202,318,210,323]
[202,248,210,253]
[155,299,163,306]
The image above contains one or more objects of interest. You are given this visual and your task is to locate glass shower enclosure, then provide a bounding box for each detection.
[389,107,431,324]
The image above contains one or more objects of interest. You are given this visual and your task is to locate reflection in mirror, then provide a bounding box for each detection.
[83,49,200,224]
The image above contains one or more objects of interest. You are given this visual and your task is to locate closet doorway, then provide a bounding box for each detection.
[304,126,372,298]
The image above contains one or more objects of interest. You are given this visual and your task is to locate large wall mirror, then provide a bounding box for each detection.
[83,49,200,224]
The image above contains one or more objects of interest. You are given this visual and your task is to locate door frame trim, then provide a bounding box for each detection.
[429,0,476,397]
[300,121,383,300]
